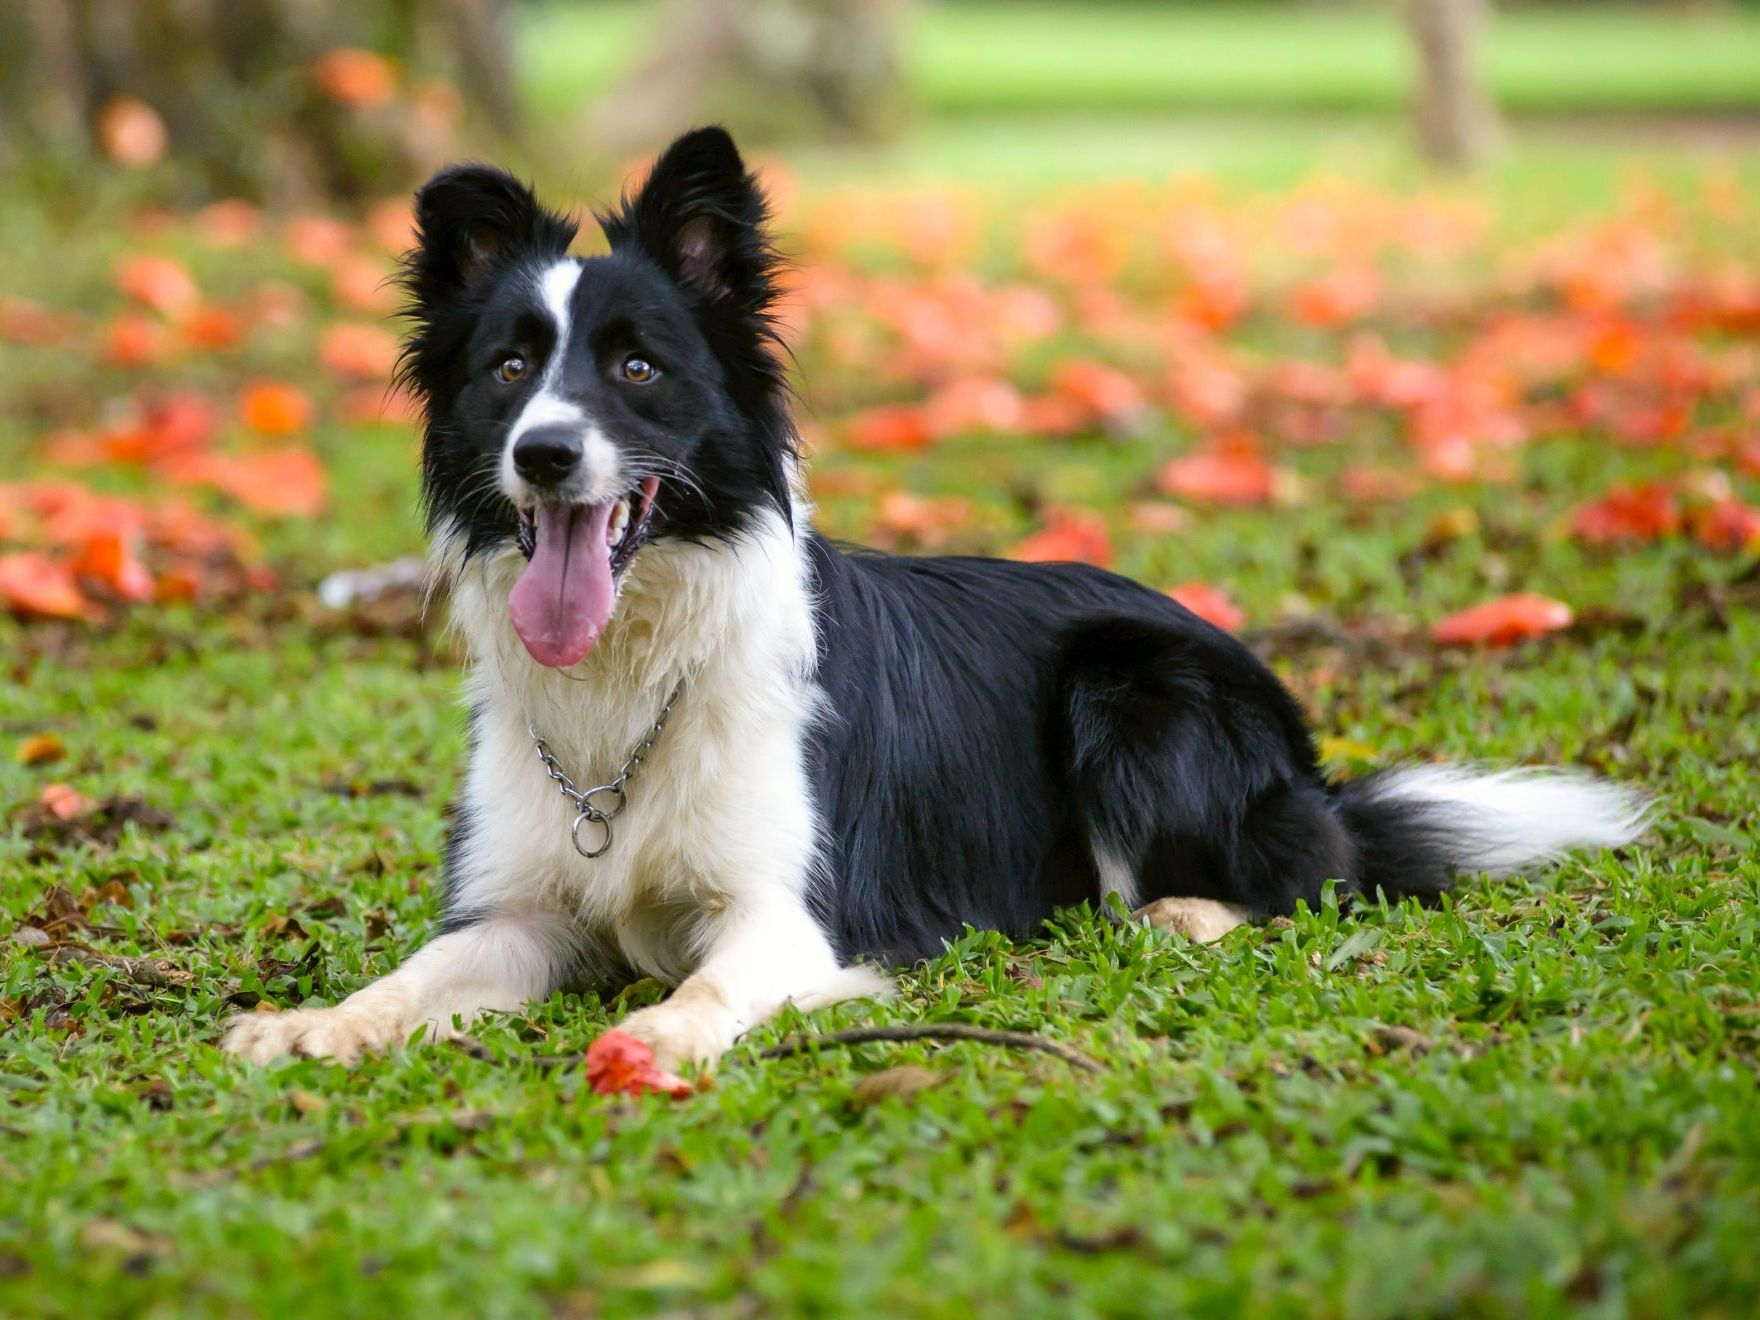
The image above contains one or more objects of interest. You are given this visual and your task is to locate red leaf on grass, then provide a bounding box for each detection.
[102,315,168,367]
[116,255,199,317]
[39,783,92,822]
[1432,594,1574,647]
[873,491,972,549]
[1690,498,1760,554]
[584,1029,693,1099]
[283,217,356,269]
[96,97,167,169]
[313,48,399,110]
[1009,507,1112,567]
[318,322,400,381]
[239,381,315,436]
[0,554,91,620]
[923,376,1024,437]
[1049,359,1147,424]
[1155,435,1276,506]
[71,531,155,603]
[161,449,325,518]
[845,404,932,453]
[1166,583,1245,632]
[1569,482,1681,545]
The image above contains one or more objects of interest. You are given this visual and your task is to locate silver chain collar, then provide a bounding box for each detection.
[528,680,684,859]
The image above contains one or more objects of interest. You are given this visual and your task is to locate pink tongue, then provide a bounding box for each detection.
[508,501,617,668]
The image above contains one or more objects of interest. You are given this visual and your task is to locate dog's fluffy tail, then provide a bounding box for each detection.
[1332,765,1650,902]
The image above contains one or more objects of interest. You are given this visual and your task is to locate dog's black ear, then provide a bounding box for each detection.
[603,127,777,312]
[407,164,577,300]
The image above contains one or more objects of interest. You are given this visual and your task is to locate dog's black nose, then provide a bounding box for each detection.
[512,427,581,486]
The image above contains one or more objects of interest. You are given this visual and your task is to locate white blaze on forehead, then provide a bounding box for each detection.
[503,258,621,500]
[538,259,581,337]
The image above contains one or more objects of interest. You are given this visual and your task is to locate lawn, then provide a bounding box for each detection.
[519,1,1760,121]
[3,122,1760,1316]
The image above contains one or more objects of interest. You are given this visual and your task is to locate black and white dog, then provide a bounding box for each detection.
[227,128,1645,1069]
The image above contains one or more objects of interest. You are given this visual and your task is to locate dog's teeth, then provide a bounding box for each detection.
[608,497,630,548]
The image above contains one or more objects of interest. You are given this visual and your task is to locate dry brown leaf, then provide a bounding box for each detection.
[849,1066,945,1108]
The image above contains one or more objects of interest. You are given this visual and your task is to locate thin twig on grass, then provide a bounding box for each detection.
[758,1024,1105,1074]
[450,1036,577,1069]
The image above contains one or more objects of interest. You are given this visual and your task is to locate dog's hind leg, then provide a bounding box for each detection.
[1055,617,1353,922]
[1132,896,1252,943]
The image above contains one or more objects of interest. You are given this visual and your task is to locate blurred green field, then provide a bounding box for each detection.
[520,1,1760,121]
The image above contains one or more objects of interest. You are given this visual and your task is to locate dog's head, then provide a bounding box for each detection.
[399,127,793,668]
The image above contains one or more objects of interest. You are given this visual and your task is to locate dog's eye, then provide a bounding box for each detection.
[494,355,527,384]
[620,356,659,384]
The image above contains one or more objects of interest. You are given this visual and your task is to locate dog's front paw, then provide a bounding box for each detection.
[222,1000,420,1065]
[619,1000,736,1074]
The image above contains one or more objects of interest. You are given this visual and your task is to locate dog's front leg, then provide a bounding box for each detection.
[619,895,886,1073]
[223,908,579,1064]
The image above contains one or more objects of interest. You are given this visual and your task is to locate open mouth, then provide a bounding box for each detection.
[507,476,661,668]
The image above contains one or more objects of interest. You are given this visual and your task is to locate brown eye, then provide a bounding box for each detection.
[620,356,658,384]
[494,355,526,383]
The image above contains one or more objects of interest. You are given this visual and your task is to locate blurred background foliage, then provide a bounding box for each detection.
[4,1,1760,207]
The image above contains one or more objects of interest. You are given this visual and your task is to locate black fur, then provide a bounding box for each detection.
[397,129,796,560]
[402,127,1483,967]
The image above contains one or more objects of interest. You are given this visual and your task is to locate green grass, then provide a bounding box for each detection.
[4,133,1760,1315]
[520,2,1760,121]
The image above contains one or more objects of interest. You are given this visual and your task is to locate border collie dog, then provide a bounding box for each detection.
[227,128,1646,1069]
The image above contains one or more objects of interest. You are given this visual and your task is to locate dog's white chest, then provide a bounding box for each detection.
[441,509,824,986]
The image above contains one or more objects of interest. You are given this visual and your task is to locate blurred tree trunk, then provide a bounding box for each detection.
[589,0,907,157]
[1406,0,1498,170]
[0,0,517,204]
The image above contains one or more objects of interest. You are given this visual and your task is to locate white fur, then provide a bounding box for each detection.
[1092,844,1139,913]
[228,505,886,1070]
[1360,765,1650,876]
[499,259,625,505]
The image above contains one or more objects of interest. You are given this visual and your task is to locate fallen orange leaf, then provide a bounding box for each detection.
[1050,359,1147,424]
[16,733,67,767]
[180,305,245,351]
[313,48,398,110]
[161,449,326,518]
[1009,507,1112,567]
[71,531,155,603]
[96,97,167,169]
[116,255,199,317]
[584,1029,693,1099]
[1432,594,1574,647]
[0,554,91,620]
[239,381,315,436]
[1690,498,1760,554]
[873,491,972,549]
[331,257,396,315]
[318,322,400,381]
[38,783,91,822]
[1155,437,1276,506]
[845,404,932,453]
[101,314,168,367]
[1569,482,1681,545]
[1167,583,1245,632]
[195,199,265,249]
[283,217,356,269]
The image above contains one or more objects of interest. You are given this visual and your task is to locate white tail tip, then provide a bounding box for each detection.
[1361,765,1651,877]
